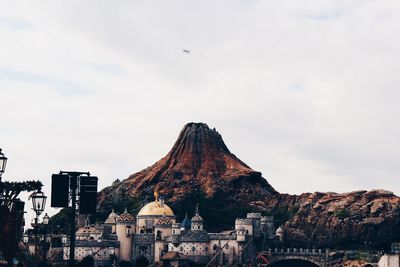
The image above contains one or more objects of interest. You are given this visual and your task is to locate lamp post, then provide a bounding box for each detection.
[30,190,48,260]
[0,148,43,263]
[0,148,8,180]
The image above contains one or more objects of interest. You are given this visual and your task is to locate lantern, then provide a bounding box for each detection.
[31,190,47,216]
[43,213,50,225]
[0,148,7,178]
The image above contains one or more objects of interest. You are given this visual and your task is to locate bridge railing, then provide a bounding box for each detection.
[267,248,331,256]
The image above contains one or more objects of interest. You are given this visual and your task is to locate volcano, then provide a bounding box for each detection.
[97,122,400,247]
[98,122,276,230]
[125,122,276,200]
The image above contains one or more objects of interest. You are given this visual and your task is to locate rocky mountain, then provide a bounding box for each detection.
[97,122,400,249]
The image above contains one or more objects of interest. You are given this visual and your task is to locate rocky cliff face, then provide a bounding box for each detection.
[97,122,400,248]
[271,191,400,248]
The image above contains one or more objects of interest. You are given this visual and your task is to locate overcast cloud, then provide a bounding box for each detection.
[1,0,400,221]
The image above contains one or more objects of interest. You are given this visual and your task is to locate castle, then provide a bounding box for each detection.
[63,193,281,266]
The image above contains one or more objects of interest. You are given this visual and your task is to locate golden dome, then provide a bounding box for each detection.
[138,201,174,216]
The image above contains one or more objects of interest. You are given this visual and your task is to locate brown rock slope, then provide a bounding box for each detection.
[125,122,276,200]
[270,191,400,248]
[98,122,400,248]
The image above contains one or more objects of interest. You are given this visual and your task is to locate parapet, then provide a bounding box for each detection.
[246,213,262,219]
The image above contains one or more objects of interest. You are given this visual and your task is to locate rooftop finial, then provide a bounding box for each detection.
[195,203,199,215]
[154,191,159,202]
[124,207,128,213]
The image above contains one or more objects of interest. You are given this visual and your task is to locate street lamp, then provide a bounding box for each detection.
[30,190,48,260]
[31,190,47,217]
[0,148,8,180]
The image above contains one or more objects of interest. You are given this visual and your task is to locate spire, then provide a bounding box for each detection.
[181,213,191,230]
[195,203,199,215]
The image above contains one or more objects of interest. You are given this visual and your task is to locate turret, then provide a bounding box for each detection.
[191,204,204,231]
[154,215,172,263]
[116,208,135,261]
[154,214,172,240]
[261,216,274,239]
[180,213,191,231]
[105,209,119,234]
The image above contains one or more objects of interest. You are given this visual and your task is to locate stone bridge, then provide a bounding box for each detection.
[257,248,341,267]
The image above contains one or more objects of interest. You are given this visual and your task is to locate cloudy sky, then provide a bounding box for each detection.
[1,0,400,220]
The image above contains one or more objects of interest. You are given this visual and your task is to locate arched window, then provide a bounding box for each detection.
[205,247,208,253]
[213,244,218,251]
[192,246,196,252]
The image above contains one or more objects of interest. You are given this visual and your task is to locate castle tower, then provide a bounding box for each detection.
[191,204,204,231]
[105,209,119,234]
[116,208,135,262]
[154,215,172,263]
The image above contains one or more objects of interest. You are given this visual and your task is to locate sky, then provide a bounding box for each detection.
[1,0,400,222]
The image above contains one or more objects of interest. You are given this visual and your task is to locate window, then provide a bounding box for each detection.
[156,230,162,240]
[180,247,183,252]
[192,246,196,252]
[205,247,208,252]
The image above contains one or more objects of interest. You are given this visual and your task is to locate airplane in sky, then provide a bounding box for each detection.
[183,49,191,54]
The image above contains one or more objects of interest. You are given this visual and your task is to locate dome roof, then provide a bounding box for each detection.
[105,209,118,224]
[138,200,174,216]
[191,214,203,222]
[191,204,203,223]
[117,208,135,223]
